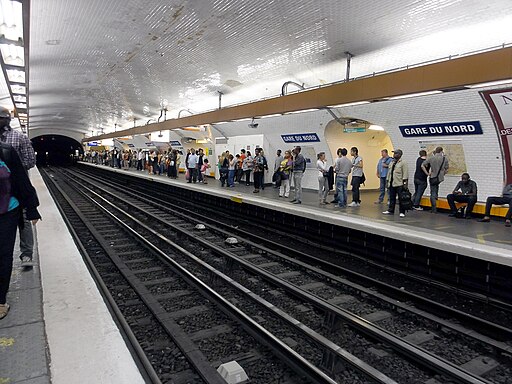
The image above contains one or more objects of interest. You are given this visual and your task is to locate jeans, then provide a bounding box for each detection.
[351,176,362,203]
[413,179,427,207]
[0,208,19,304]
[244,170,251,185]
[378,176,387,203]
[279,178,290,197]
[388,185,405,214]
[254,172,264,189]
[19,214,34,260]
[228,170,235,187]
[293,172,304,202]
[318,176,329,202]
[137,159,143,171]
[430,183,440,212]
[187,168,197,183]
[447,194,477,215]
[197,167,203,182]
[336,176,348,207]
[484,196,512,219]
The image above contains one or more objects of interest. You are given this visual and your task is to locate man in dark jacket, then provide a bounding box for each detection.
[447,173,478,219]
[0,142,42,320]
[0,107,37,268]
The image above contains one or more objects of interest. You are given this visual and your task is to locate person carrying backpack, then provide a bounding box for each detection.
[0,142,41,319]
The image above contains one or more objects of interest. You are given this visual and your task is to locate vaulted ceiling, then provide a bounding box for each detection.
[20,0,512,137]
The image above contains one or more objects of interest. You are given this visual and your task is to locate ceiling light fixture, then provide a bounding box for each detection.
[368,125,385,131]
[467,79,512,88]
[285,108,319,114]
[328,101,370,108]
[258,113,282,118]
[387,91,442,100]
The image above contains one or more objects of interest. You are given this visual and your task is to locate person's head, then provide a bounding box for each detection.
[225,150,230,155]
[336,148,343,157]
[381,149,388,158]
[350,147,358,157]
[317,152,325,161]
[247,151,251,157]
[228,154,234,160]
[294,146,301,154]
[204,158,209,164]
[392,149,403,160]
[419,150,427,157]
[284,150,292,158]
[241,149,246,154]
[461,172,470,183]
[236,154,240,159]
[0,107,10,130]
[435,146,443,154]
[276,149,282,156]
[341,148,348,156]
[198,148,203,154]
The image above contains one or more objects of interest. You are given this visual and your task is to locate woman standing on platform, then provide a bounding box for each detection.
[242,151,253,186]
[228,154,236,188]
[278,150,293,198]
[317,152,330,204]
[0,143,41,320]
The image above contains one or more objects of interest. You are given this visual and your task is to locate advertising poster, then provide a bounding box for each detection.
[480,88,512,183]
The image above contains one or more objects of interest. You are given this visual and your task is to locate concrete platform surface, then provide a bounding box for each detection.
[0,168,144,384]
[80,162,512,267]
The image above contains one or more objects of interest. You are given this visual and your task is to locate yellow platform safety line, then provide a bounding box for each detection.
[476,233,494,244]
[0,337,15,347]
[231,195,243,204]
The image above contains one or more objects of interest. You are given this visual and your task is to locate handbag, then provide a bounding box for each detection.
[429,157,445,186]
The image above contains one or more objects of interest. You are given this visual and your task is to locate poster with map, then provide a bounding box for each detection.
[419,140,467,176]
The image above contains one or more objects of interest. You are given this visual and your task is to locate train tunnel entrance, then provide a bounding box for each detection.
[324,118,394,190]
[31,134,83,166]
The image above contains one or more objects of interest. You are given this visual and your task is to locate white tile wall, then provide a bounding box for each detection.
[219,87,506,200]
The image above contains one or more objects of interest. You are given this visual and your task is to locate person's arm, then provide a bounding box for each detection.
[453,181,462,194]
[421,159,430,176]
[376,160,380,178]
[8,146,41,222]
[469,181,477,196]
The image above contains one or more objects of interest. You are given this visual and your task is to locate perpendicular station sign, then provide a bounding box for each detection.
[281,133,320,143]
[399,121,482,137]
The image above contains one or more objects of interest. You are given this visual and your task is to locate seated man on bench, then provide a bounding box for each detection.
[479,183,512,227]
[447,173,477,219]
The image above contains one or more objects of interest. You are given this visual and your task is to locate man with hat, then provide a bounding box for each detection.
[0,107,37,268]
[382,149,409,217]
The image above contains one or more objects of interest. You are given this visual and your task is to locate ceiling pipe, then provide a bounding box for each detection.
[281,80,344,125]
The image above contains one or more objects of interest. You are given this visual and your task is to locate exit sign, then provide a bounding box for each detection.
[343,127,366,133]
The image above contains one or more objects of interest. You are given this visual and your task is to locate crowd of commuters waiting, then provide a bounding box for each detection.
[85,144,512,227]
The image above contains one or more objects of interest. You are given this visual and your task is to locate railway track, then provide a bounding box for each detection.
[43,166,512,383]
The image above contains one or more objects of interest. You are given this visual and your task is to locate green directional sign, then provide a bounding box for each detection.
[343,127,366,133]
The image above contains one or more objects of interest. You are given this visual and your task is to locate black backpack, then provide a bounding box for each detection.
[399,188,413,211]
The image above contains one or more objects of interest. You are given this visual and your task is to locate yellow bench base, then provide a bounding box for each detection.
[419,197,509,217]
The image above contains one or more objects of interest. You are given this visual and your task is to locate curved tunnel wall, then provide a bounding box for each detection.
[31,135,84,166]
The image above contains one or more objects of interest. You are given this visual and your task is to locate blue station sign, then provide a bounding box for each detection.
[399,121,483,137]
[169,140,182,146]
[281,133,320,143]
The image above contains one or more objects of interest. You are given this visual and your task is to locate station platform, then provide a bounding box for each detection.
[0,168,144,384]
[80,162,512,267]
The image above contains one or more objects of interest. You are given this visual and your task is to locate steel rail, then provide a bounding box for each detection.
[63,167,493,384]
[47,168,340,384]
[72,165,512,345]
[41,169,164,384]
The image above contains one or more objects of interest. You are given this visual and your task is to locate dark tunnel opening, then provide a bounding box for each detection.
[31,135,84,166]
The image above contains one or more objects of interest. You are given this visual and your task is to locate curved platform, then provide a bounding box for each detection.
[0,168,144,384]
[79,162,512,268]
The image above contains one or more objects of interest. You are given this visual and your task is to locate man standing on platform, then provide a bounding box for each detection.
[412,150,428,210]
[447,173,478,219]
[0,107,37,268]
[375,149,392,204]
[273,149,283,188]
[421,147,449,213]
[382,149,409,218]
[291,146,306,205]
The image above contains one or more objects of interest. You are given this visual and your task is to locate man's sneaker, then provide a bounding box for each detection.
[348,202,359,207]
[21,256,34,268]
[382,211,392,215]
[412,206,423,211]
[0,304,10,320]
[399,213,405,218]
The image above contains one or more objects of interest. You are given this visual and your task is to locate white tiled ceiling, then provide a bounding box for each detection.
[28,0,512,137]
